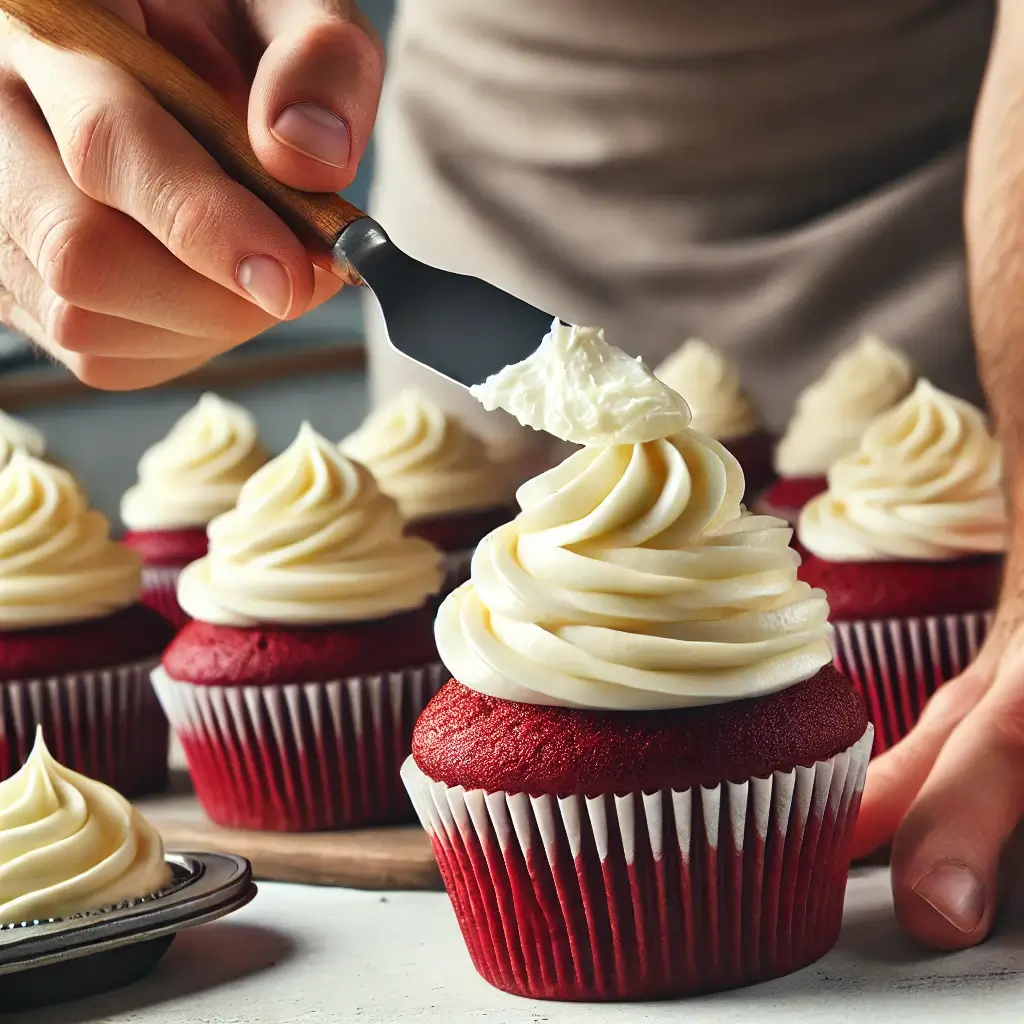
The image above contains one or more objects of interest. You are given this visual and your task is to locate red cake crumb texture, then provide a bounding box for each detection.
[163,605,438,686]
[405,505,516,553]
[0,604,176,682]
[413,665,867,797]
[122,528,209,567]
[759,475,827,517]
[799,553,1002,620]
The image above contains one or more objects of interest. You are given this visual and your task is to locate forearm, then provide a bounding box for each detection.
[967,2,1024,604]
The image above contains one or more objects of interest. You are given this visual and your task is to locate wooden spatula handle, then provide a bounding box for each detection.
[0,0,367,279]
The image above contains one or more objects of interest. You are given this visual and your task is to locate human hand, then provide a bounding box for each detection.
[0,0,382,387]
[853,586,1024,950]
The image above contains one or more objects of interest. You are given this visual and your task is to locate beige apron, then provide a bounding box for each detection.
[366,0,994,466]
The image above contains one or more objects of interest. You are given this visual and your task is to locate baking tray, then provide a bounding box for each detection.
[0,851,256,1012]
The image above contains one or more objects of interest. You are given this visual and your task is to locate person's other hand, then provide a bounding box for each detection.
[0,0,383,387]
[853,580,1024,950]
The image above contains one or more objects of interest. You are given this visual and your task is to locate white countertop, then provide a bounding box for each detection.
[15,866,1024,1024]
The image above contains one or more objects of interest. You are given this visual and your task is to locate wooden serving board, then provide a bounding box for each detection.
[138,772,442,892]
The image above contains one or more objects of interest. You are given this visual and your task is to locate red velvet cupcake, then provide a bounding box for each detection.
[655,339,774,499]
[760,335,915,523]
[0,453,174,796]
[152,424,445,832]
[341,389,515,594]
[121,393,268,628]
[798,381,1006,756]
[402,327,872,1001]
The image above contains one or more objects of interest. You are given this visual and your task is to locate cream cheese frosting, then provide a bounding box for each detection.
[340,389,510,520]
[121,393,268,531]
[774,335,915,478]
[0,453,141,630]
[178,423,444,627]
[471,321,692,446]
[0,409,45,469]
[799,380,1007,562]
[437,323,833,711]
[0,730,170,923]
[655,339,761,440]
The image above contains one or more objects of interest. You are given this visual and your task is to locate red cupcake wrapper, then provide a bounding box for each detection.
[140,566,190,630]
[0,658,170,797]
[153,662,446,832]
[402,727,872,1001]
[832,613,992,757]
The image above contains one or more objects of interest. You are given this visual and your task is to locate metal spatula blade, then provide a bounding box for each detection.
[336,219,556,388]
[0,0,557,389]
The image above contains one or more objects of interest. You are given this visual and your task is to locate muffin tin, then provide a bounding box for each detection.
[0,851,256,1011]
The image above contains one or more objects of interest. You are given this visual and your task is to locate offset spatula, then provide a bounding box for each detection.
[0,0,557,387]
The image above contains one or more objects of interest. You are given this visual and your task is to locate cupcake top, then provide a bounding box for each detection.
[0,730,170,924]
[121,393,268,531]
[774,335,915,478]
[178,423,443,627]
[798,380,1007,562]
[654,339,761,440]
[0,453,140,630]
[439,323,832,710]
[340,389,510,520]
[0,409,45,469]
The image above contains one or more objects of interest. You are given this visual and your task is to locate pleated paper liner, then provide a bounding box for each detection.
[402,728,872,1002]
[832,612,992,756]
[0,658,170,797]
[440,549,475,599]
[153,662,446,832]
[139,566,190,630]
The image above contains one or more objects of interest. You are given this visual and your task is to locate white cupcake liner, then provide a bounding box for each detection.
[402,726,873,1000]
[153,662,446,832]
[139,566,189,630]
[0,657,169,797]
[832,612,993,755]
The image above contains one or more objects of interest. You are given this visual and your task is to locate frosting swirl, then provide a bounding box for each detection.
[799,381,1007,562]
[655,339,761,440]
[436,432,832,710]
[0,453,140,630]
[178,423,443,626]
[775,335,915,477]
[471,322,692,446]
[340,389,510,519]
[0,409,45,469]
[0,730,170,923]
[121,393,267,531]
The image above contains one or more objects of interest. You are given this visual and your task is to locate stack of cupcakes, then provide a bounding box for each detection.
[121,394,268,628]
[341,389,515,593]
[403,323,872,1000]
[153,424,446,831]
[798,380,1006,755]
[655,338,774,498]
[0,453,173,795]
[762,335,915,522]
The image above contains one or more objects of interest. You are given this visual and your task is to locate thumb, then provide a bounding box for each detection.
[247,0,384,192]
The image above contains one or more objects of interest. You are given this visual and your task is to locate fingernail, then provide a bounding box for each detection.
[913,862,986,933]
[271,102,351,168]
[236,254,293,319]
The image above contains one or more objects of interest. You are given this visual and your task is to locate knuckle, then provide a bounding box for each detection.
[43,297,91,353]
[61,98,118,195]
[30,208,102,302]
[918,669,989,732]
[985,694,1024,752]
[159,183,218,255]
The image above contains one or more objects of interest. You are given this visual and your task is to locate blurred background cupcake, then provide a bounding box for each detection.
[760,335,915,522]
[404,335,871,1000]
[655,338,774,499]
[341,388,515,593]
[121,393,268,628]
[153,424,445,832]
[0,408,45,469]
[798,380,1006,756]
[0,453,173,796]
